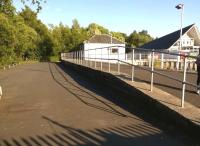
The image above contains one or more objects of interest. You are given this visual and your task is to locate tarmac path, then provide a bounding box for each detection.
[0,62,198,146]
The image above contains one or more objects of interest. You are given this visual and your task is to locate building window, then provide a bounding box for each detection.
[111,48,118,54]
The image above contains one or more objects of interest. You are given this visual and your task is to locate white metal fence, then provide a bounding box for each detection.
[61,46,198,108]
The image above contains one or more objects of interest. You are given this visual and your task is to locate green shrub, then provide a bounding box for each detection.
[49,56,60,62]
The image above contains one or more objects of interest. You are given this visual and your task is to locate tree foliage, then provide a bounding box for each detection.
[0,13,15,64]
[0,0,153,65]
[20,0,46,12]
[126,30,153,47]
[0,0,15,17]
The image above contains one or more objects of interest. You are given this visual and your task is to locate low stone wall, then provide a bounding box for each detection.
[62,60,200,142]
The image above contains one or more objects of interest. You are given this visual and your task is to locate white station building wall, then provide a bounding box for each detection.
[84,43,126,63]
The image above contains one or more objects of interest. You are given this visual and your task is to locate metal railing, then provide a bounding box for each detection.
[61,46,198,108]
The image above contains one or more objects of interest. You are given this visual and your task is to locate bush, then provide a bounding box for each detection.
[49,55,60,62]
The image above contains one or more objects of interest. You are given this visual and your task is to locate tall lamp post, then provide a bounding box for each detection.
[175,3,184,70]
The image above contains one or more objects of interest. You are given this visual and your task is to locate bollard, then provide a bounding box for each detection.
[0,86,2,99]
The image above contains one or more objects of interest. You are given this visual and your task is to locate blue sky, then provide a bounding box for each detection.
[13,0,200,38]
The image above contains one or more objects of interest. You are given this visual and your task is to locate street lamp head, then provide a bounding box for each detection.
[175,3,184,9]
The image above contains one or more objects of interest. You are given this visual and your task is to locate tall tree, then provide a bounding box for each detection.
[0,0,15,16]
[20,6,54,60]
[87,23,109,37]
[111,31,126,42]
[71,19,87,50]
[13,15,38,59]
[0,13,15,65]
[126,30,153,47]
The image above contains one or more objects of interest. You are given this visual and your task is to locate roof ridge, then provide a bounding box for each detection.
[168,24,195,49]
[85,34,125,44]
[140,24,196,50]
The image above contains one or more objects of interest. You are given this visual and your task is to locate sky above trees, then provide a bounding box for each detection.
[13,0,200,38]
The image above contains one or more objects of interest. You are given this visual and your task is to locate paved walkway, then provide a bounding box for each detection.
[0,63,198,146]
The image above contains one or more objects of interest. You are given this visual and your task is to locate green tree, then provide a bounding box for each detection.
[70,19,87,50]
[13,15,38,59]
[0,13,15,65]
[87,23,109,37]
[111,31,126,42]
[0,0,15,16]
[20,0,46,12]
[20,6,54,60]
[51,23,72,54]
[126,30,153,47]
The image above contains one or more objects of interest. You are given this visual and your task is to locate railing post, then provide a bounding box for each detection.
[73,51,74,62]
[150,50,155,92]
[149,52,151,67]
[88,49,90,67]
[161,53,164,69]
[77,51,79,64]
[181,56,187,108]
[90,49,92,67]
[77,51,78,63]
[82,49,84,65]
[132,48,135,61]
[108,47,110,72]
[95,48,97,68]
[118,49,120,74]
[132,49,135,82]
[79,50,80,64]
[76,51,77,63]
[139,53,142,66]
[176,53,180,70]
[101,48,103,70]
[83,50,85,65]
[75,51,76,63]
[0,86,2,100]
[80,50,82,65]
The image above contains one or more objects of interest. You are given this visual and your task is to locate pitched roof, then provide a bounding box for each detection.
[140,24,195,50]
[85,34,125,44]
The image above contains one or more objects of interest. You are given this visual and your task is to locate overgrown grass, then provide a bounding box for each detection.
[49,56,60,62]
